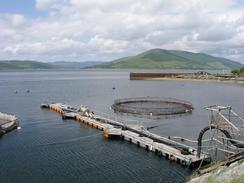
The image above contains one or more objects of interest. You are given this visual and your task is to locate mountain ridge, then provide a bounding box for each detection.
[0,60,102,70]
[0,49,243,70]
[0,60,55,70]
[89,49,243,70]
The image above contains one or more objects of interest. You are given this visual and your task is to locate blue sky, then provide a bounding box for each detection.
[0,0,43,17]
[0,0,244,63]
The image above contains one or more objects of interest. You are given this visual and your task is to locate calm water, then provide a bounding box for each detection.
[0,70,243,183]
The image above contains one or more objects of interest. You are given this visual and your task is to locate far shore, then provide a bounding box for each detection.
[138,77,244,85]
[130,72,244,85]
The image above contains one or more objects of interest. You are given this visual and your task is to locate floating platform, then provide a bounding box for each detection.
[41,102,211,168]
[0,112,18,137]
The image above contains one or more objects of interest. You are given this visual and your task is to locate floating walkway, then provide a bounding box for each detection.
[41,103,211,168]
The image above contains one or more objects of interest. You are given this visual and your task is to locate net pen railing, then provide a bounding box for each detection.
[112,97,194,116]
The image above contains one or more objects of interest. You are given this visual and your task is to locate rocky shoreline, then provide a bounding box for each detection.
[188,159,244,183]
[130,72,244,84]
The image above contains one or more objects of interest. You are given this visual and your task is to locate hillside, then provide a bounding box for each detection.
[51,61,103,69]
[89,49,243,70]
[0,60,55,70]
[0,60,104,70]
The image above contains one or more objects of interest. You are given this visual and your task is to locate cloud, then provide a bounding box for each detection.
[0,0,244,63]
[35,0,58,10]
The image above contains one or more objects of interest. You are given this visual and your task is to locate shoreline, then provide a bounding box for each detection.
[133,77,244,85]
[130,72,244,85]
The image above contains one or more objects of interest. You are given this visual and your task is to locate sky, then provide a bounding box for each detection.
[0,0,244,63]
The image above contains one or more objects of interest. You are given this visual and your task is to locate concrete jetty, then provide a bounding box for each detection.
[41,103,211,168]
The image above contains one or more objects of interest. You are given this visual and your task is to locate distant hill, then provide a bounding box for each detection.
[0,60,55,70]
[0,60,103,70]
[89,49,243,70]
[51,61,103,69]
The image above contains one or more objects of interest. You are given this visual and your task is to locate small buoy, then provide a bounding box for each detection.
[112,87,116,90]
[17,126,21,130]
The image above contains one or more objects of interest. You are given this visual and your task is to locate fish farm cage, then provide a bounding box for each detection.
[112,97,194,116]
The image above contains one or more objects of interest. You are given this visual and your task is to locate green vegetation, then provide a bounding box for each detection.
[238,158,244,165]
[0,60,103,70]
[1,50,243,70]
[206,175,218,183]
[206,175,244,183]
[231,67,244,76]
[0,60,55,70]
[89,49,243,69]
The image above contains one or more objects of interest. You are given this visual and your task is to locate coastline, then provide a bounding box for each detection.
[130,72,244,85]
[133,77,244,85]
[188,159,244,183]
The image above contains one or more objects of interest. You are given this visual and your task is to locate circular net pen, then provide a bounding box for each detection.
[112,97,194,116]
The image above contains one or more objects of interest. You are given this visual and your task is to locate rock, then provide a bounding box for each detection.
[188,160,244,183]
[229,162,238,168]
[215,166,226,174]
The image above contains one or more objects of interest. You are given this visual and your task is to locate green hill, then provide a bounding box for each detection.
[51,61,103,69]
[0,60,104,70]
[90,49,243,69]
[0,60,56,70]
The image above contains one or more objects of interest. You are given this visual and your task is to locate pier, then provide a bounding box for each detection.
[41,103,211,168]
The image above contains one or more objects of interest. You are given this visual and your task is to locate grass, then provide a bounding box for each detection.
[238,158,244,165]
